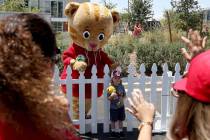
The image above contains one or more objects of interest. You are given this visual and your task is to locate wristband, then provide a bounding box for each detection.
[138,121,153,131]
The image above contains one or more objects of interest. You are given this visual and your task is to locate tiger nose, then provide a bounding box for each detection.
[89,43,97,49]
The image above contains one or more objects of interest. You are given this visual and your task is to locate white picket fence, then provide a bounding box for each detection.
[53,63,188,134]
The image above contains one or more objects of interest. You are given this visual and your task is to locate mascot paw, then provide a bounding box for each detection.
[73,61,87,72]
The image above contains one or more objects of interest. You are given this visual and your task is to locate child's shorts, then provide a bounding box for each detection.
[110,107,125,122]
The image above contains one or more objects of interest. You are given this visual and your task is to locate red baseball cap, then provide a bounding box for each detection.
[173,50,210,103]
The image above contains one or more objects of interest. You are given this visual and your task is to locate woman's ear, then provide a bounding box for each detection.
[65,2,80,18]
[111,10,120,26]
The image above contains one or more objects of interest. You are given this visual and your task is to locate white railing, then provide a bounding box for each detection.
[53,63,187,134]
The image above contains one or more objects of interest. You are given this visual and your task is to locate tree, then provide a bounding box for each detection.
[121,12,130,22]
[129,0,153,30]
[0,0,28,12]
[171,0,203,32]
[0,0,39,12]
[162,10,178,28]
[102,0,117,10]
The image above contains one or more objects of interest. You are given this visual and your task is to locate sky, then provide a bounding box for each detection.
[90,0,210,20]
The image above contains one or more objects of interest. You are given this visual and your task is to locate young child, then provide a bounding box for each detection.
[107,70,126,138]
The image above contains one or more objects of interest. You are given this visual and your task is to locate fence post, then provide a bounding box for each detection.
[173,63,181,112]
[66,66,73,119]
[126,64,136,131]
[103,65,111,133]
[161,63,170,131]
[151,63,158,104]
[139,64,146,99]
[91,65,98,133]
[79,71,86,134]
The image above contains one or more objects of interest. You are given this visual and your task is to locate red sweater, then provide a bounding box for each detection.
[0,121,80,140]
[61,43,113,98]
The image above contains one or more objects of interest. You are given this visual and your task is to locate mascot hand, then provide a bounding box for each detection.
[73,61,87,72]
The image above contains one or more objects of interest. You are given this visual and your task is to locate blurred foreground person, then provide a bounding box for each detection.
[0,13,80,140]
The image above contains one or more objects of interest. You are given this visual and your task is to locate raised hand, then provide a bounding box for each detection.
[181,29,208,61]
[126,90,155,123]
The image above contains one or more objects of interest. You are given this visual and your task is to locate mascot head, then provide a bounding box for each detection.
[65,2,120,51]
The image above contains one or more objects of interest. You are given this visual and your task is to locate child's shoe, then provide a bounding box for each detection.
[119,131,125,138]
[109,131,118,138]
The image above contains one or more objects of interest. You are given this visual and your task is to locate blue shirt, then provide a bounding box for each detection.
[108,84,126,109]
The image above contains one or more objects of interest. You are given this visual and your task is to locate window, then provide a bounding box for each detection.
[208,10,210,21]
[51,22,63,32]
[44,1,51,14]
[58,2,63,17]
[51,1,63,18]
[51,1,57,17]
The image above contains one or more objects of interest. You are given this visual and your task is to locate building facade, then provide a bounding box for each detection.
[203,8,210,26]
[0,0,90,32]
[28,0,90,32]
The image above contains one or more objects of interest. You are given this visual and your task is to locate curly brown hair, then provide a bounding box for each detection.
[0,14,75,140]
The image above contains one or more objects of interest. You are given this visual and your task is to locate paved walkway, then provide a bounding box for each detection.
[80,124,166,140]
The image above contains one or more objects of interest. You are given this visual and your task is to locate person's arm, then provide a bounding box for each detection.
[138,123,153,140]
[126,90,155,140]
[108,92,118,100]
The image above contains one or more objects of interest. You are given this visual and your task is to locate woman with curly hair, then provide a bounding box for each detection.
[0,13,80,140]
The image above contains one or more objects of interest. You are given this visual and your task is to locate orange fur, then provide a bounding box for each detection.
[65,2,120,51]
[93,4,100,21]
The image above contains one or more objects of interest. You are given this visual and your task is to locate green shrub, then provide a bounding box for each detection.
[56,32,71,72]
[140,28,184,44]
[56,32,71,52]
[104,34,135,76]
[135,42,187,75]
[56,31,209,76]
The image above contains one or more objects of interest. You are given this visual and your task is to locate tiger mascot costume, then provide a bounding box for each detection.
[61,2,120,123]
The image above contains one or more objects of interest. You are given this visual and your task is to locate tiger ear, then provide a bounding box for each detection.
[111,10,120,26]
[65,2,80,18]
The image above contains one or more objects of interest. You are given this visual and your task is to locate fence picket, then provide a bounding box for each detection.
[66,66,73,119]
[91,65,98,133]
[173,63,181,112]
[103,65,111,133]
[79,71,86,134]
[151,63,158,105]
[126,64,135,131]
[161,64,170,131]
[52,62,186,134]
[139,64,146,98]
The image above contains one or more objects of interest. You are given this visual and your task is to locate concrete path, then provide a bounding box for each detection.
[80,124,166,140]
